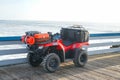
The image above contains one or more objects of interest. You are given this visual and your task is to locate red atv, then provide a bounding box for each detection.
[21,25,89,72]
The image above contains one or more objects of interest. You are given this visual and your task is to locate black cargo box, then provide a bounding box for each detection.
[25,31,40,36]
[60,26,89,42]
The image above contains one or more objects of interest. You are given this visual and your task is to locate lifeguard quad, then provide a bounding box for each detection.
[21,25,89,72]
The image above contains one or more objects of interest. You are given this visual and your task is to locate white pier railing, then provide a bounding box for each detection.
[0,33,120,66]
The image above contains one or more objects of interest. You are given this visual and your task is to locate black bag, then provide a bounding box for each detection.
[60,26,89,42]
[25,31,40,36]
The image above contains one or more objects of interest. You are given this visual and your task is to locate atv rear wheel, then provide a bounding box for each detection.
[73,49,88,67]
[42,53,60,73]
[27,51,42,67]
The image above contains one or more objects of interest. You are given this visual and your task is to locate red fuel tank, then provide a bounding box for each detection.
[21,33,50,45]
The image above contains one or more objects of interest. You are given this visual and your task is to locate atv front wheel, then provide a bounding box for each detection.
[27,51,42,67]
[42,53,60,73]
[73,49,88,67]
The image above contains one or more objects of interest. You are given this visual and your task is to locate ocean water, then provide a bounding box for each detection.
[0,20,120,50]
[0,20,120,36]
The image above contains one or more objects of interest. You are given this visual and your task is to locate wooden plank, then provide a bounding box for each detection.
[60,62,104,80]
[90,36,120,40]
[55,70,80,80]
[0,45,26,50]
[88,47,120,55]
[0,69,16,80]
[63,66,104,80]
[0,58,27,66]
[87,62,120,79]
[0,64,46,80]
[107,66,120,73]
[60,66,90,80]
[60,62,116,80]
[0,41,22,45]
[92,56,120,68]
[87,53,120,79]
[0,53,119,80]
[83,65,119,80]
[0,48,28,55]
[89,53,120,62]
[90,41,120,47]
[81,67,116,80]
[0,53,27,61]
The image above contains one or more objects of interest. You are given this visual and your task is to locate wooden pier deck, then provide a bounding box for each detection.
[0,53,120,80]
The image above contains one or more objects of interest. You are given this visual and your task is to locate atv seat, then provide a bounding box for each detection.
[62,40,73,46]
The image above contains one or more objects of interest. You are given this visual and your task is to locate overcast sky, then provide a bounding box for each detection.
[0,0,120,23]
